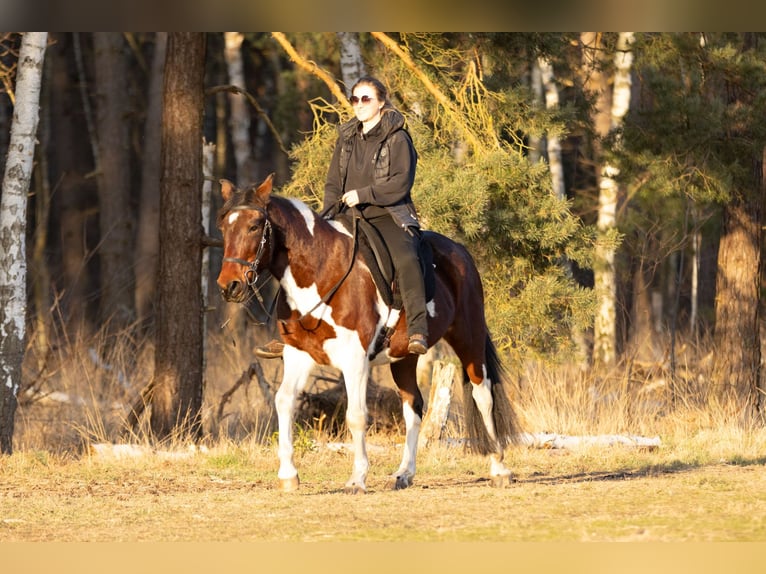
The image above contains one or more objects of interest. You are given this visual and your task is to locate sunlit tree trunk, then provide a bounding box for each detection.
[538,56,565,203]
[224,32,256,186]
[134,32,167,327]
[0,32,47,454]
[150,33,206,441]
[337,32,366,93]
[711,35,764,420]
[587,32,634,369]
[93,32,135,330]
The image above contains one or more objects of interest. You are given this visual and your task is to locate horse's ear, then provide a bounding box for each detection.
[220,179,237,202]
[254,173,275,201]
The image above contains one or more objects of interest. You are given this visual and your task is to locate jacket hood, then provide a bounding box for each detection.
[338,107,406,141]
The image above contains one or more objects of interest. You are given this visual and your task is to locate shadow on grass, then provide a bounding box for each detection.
[518,454,766,486]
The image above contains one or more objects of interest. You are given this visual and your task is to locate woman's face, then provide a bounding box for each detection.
[351,83,384,125]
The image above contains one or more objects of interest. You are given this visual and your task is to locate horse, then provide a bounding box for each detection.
[216,174,520,493]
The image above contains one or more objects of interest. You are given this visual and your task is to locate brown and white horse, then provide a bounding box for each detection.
[216,174,520,493]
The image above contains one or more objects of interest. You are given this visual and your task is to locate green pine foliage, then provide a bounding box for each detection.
[282,33,601,363]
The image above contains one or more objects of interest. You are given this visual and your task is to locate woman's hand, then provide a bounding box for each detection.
[342,190,360,207]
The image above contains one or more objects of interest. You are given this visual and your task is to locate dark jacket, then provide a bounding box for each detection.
[321,108,420,230]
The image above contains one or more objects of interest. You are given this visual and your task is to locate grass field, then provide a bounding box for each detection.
[2,427,766,542]
[4,329,766,544]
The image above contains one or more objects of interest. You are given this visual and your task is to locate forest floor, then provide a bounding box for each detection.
[2,435,766,543]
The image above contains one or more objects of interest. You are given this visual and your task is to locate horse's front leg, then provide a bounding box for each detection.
[388,356,423,490]
[273,347,315,492]
[340,355,371,494]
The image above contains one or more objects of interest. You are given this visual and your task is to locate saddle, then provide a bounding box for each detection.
[334,213,435,310]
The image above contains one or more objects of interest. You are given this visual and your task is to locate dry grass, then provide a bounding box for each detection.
[4,325,766,541]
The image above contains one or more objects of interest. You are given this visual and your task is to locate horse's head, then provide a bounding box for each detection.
[216,173,274,303]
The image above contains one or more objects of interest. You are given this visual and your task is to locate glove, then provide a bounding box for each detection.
[342,190,360,208]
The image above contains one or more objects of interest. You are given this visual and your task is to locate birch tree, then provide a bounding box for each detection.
[0,32,47,454]
[587,32,634,368]
[337,32,366,93]
[224,32,256,186]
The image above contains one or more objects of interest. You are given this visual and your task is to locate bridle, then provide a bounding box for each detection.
[222,204,272,288]
[221,204,274,320]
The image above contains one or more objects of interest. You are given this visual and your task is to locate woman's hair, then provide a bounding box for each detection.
[351,75,390,106]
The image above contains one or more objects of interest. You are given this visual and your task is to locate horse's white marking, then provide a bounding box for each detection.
[275,346,315,481]
[470,369,511,477]
[280,266,331,319]
[395,401,420,482]
[227,211,240,226]
[329,219,353,237]
[426,299,436,318]
[288,199,317,236]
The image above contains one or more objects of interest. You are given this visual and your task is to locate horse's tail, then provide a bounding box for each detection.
[462,333,522,455]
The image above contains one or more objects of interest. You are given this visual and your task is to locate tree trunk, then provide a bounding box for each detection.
[337,32,366,93]
[714,198,762,418]
[150,33,206,441]
[93,32,135,330]
[0,32,47,454]
[587,32,635,368]
[224,32,256,186]
[134,32,167,327]
[49,33,96,330]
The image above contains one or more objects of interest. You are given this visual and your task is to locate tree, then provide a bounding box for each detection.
[149,33,206,441]
[93,32,135,331]
[337,32,366,91]
[0,32,47,454]
[709,34,765,417]
[581,32,634,369]
[620,33,766,416]
[134,32,167,326]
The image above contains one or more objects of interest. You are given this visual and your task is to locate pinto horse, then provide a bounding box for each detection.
[216,174,520,493]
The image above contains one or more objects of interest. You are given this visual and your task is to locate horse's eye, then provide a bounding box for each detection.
[249,224,260,233]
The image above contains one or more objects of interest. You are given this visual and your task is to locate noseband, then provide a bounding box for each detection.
[222,204,272,289]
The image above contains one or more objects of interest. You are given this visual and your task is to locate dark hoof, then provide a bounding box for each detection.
[386,474,413,490]
[489,474,513,488]
[343,483,367,495]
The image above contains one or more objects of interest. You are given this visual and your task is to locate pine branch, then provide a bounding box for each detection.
[371,31,484,154]
[271,32,352,113]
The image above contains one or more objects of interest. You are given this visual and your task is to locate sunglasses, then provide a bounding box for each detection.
[349,94,375,105]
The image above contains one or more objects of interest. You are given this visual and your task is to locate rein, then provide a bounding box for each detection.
[223,202,360,328]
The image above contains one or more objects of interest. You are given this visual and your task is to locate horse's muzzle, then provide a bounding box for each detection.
[220,279,247,303]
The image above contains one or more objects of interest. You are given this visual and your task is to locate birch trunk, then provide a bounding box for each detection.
[224,32,256,186]
[590,32,634,368]
[337,32,366,93]
[537,56,565,203]
[0,32,47,454]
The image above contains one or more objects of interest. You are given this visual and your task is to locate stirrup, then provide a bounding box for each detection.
[254,339,284,359]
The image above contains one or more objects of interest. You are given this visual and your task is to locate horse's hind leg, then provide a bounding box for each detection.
[388,355,423,490]
[469,376,513,487]
[450,335,517,488]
